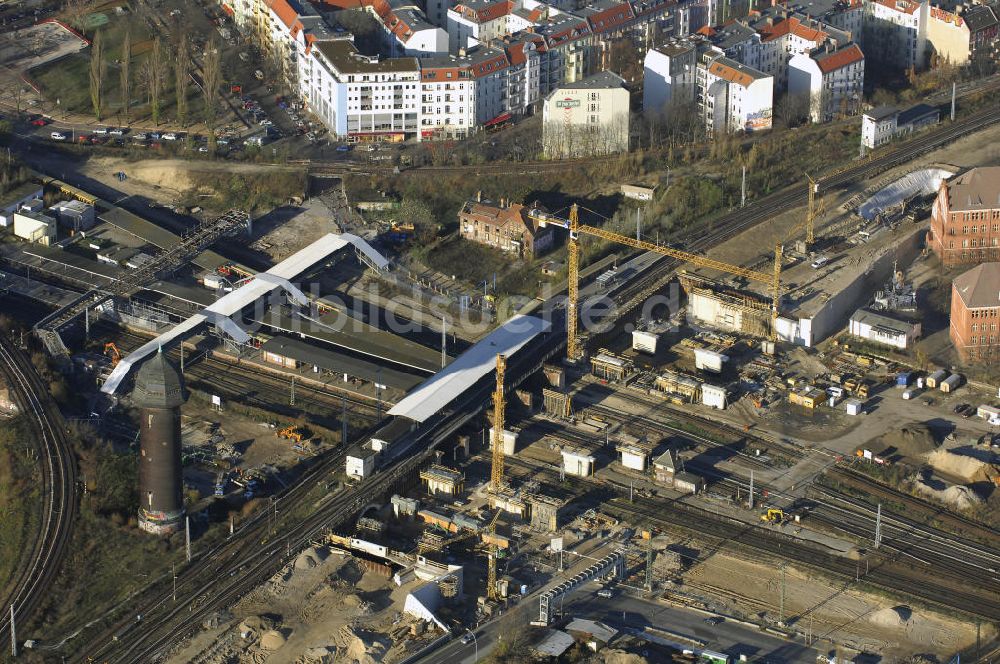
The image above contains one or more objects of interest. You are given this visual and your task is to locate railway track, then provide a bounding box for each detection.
[0,333,78,651]
[609,497,1000,621]
[823,466,1000,546]
[500,448,1000,621]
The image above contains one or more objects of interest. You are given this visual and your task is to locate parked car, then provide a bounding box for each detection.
[93,126,108,135]
[704,616,724,625]
[335,144,352,152]
[198,146,209,152]
[50,131,67,140]
[109,127,125,136]
[460,633,474,645]
[133,133,147,141]
[811,256,830,269]
[149,131,161,140]
[596,588,613,599]
[30,117,50,126]
[162,132,178,140]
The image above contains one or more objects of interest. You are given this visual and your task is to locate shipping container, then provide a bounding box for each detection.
[977,405,1000,421]
[896,371,913,387]
[902,388,917,400]
[939,374,962,393]
[926,369,948,389]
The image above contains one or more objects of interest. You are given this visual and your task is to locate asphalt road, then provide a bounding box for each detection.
[420,591,818,664]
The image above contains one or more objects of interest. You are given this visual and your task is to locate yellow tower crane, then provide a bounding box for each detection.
[484,508,502,601]
[528,204,784,359]
[491,353,506,492]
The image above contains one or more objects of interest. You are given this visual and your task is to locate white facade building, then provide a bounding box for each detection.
[861,105,898,148]
[788,42,864,123]
[303,39,421,141]
[698,53,773,134]
[849,308,921,349]
[862,0,929,70]
[643,39,697,114]
[13,211,56,245]
[542,71,630,158]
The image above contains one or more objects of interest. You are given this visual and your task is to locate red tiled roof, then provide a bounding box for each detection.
[266,0,299,29]
[872,0,920,14]
[708,60,755,87]
[759,16,827,43]
[815,43,864,73]
[587,2,635,33]
[421,65,467,81]
[507,42,526,65]
[470,52,510,77]
[696,25,716,36]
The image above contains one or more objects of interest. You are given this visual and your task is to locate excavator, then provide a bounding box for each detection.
[760,508,785,524]
[104,342,122,367]
[277,425,307,443]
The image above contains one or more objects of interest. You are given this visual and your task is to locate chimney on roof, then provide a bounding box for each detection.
[459,47,467,56]
[477,190,482,202]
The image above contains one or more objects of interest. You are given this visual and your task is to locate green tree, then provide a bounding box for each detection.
[88,30,105,122]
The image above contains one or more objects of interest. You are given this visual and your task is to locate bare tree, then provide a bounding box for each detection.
[175,33,189,128]
[120,26,132,124]
[202,37,222,145]
[89,29,105,122]
[148,36,164,126]
[63,0,90,31]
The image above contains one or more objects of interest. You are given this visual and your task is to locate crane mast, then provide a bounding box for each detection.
[490,354,506,492]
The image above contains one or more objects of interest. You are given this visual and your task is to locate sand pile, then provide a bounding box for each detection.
[870,606,913,628]
[914,479,983,511]
[301,645,334,663]
[604,651,650,664]
[295,553,318,570]
[926,448,990,482]
[261,629,287,650]
[872,424,938,458]
[337,626,387,664]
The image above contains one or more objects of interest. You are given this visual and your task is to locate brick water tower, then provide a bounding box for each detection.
[132,348,186,535]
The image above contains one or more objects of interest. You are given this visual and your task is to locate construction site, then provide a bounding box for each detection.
[6,109,1000,664]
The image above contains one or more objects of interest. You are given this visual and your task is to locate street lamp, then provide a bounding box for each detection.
[465,629,478,663]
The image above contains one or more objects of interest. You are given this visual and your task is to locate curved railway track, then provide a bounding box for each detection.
[0,334,78,651]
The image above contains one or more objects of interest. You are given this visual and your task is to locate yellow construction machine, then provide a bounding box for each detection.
[760,508,785,524]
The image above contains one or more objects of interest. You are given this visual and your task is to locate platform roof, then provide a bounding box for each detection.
[388,314,550,423]
[260,335,423,391]
[103,234,376,395]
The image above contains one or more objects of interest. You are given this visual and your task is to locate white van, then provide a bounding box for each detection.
[811,256,829,269]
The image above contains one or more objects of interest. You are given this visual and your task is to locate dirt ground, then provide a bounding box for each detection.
[167,548,438,664]
[80,157,303,201]
[683,551,989,659]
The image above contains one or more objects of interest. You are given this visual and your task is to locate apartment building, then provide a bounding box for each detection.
[642,38,698,113]
[788,42,864,122]
[929,167,1000,266]
[950,262,1000,362]
[447,0,534,53]
[926,4,999,65]
[697,50,773,134]
[458,196,554,258]
[542,71,630,158]
[862,0,928,70]
[366,0,448,57]
[303,39,421,140]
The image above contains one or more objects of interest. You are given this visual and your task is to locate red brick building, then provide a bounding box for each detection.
[458,196,553,259]
[950,262,1000,362]
[929,167,1000,266]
